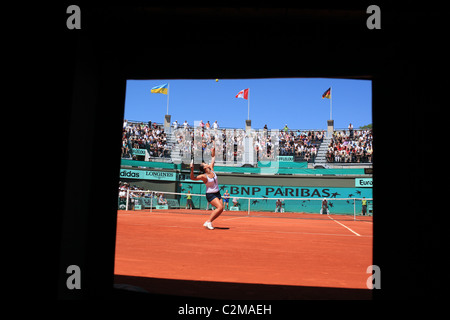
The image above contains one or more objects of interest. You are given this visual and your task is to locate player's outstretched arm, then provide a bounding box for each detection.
[210,140,216,170]
[190,160,207,183]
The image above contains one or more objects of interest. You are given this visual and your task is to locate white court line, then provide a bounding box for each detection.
[327,215,361,236]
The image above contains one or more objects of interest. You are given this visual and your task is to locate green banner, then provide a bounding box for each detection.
[132,148,146,156]
[277,156,294,162]
[119,168,177,181]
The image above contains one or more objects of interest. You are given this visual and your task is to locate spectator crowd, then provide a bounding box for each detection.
[122,119,372,164]
[118,181,169,209]
[122,120,169,159]
[326,129,373,163]
[277,128,324,162]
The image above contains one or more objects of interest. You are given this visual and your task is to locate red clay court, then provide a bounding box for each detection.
[114,209,373,299]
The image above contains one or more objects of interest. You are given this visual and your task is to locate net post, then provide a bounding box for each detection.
[353,198,356,221]
[248,198,250,216]
[126,189,130,211]
[150,192,153,213]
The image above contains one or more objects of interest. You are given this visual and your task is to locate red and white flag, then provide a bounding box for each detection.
[235,88,249,100]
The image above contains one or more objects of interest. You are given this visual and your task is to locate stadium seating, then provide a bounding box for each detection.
[122,120,372,165]
[325,129,373,163]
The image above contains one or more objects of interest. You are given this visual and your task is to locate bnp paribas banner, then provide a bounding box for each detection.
[179,183,372,199]
[178,182,372,214]
[119,168,177,181]
[217,185,372,199]
[226,185,372,214]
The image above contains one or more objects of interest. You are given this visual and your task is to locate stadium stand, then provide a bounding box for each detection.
[121,119,372,165]
[122,120,170,160]
[326,129,373,163]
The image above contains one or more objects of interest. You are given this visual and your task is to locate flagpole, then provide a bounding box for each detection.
[330,86,332,120]
[247,88,250,120]
[166,82,170,115]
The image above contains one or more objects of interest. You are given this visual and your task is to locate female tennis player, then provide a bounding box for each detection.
[190,140,224,230]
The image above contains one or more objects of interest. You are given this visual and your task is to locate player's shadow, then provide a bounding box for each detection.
[214,227,230,230]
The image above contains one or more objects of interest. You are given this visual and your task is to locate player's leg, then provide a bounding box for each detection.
[208,197,224,223]
[203,195,223,229]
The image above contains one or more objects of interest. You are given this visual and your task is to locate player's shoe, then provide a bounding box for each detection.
[203,221,214,230]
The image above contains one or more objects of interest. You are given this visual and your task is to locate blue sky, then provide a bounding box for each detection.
[124,78,371,130]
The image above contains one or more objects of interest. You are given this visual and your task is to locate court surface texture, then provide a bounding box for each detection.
[114,210,373,299]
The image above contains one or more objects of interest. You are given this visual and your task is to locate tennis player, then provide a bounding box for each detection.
[190,140,224,230]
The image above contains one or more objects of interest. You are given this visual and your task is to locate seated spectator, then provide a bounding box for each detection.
[158,193,168,205]
[304,151,310,162]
